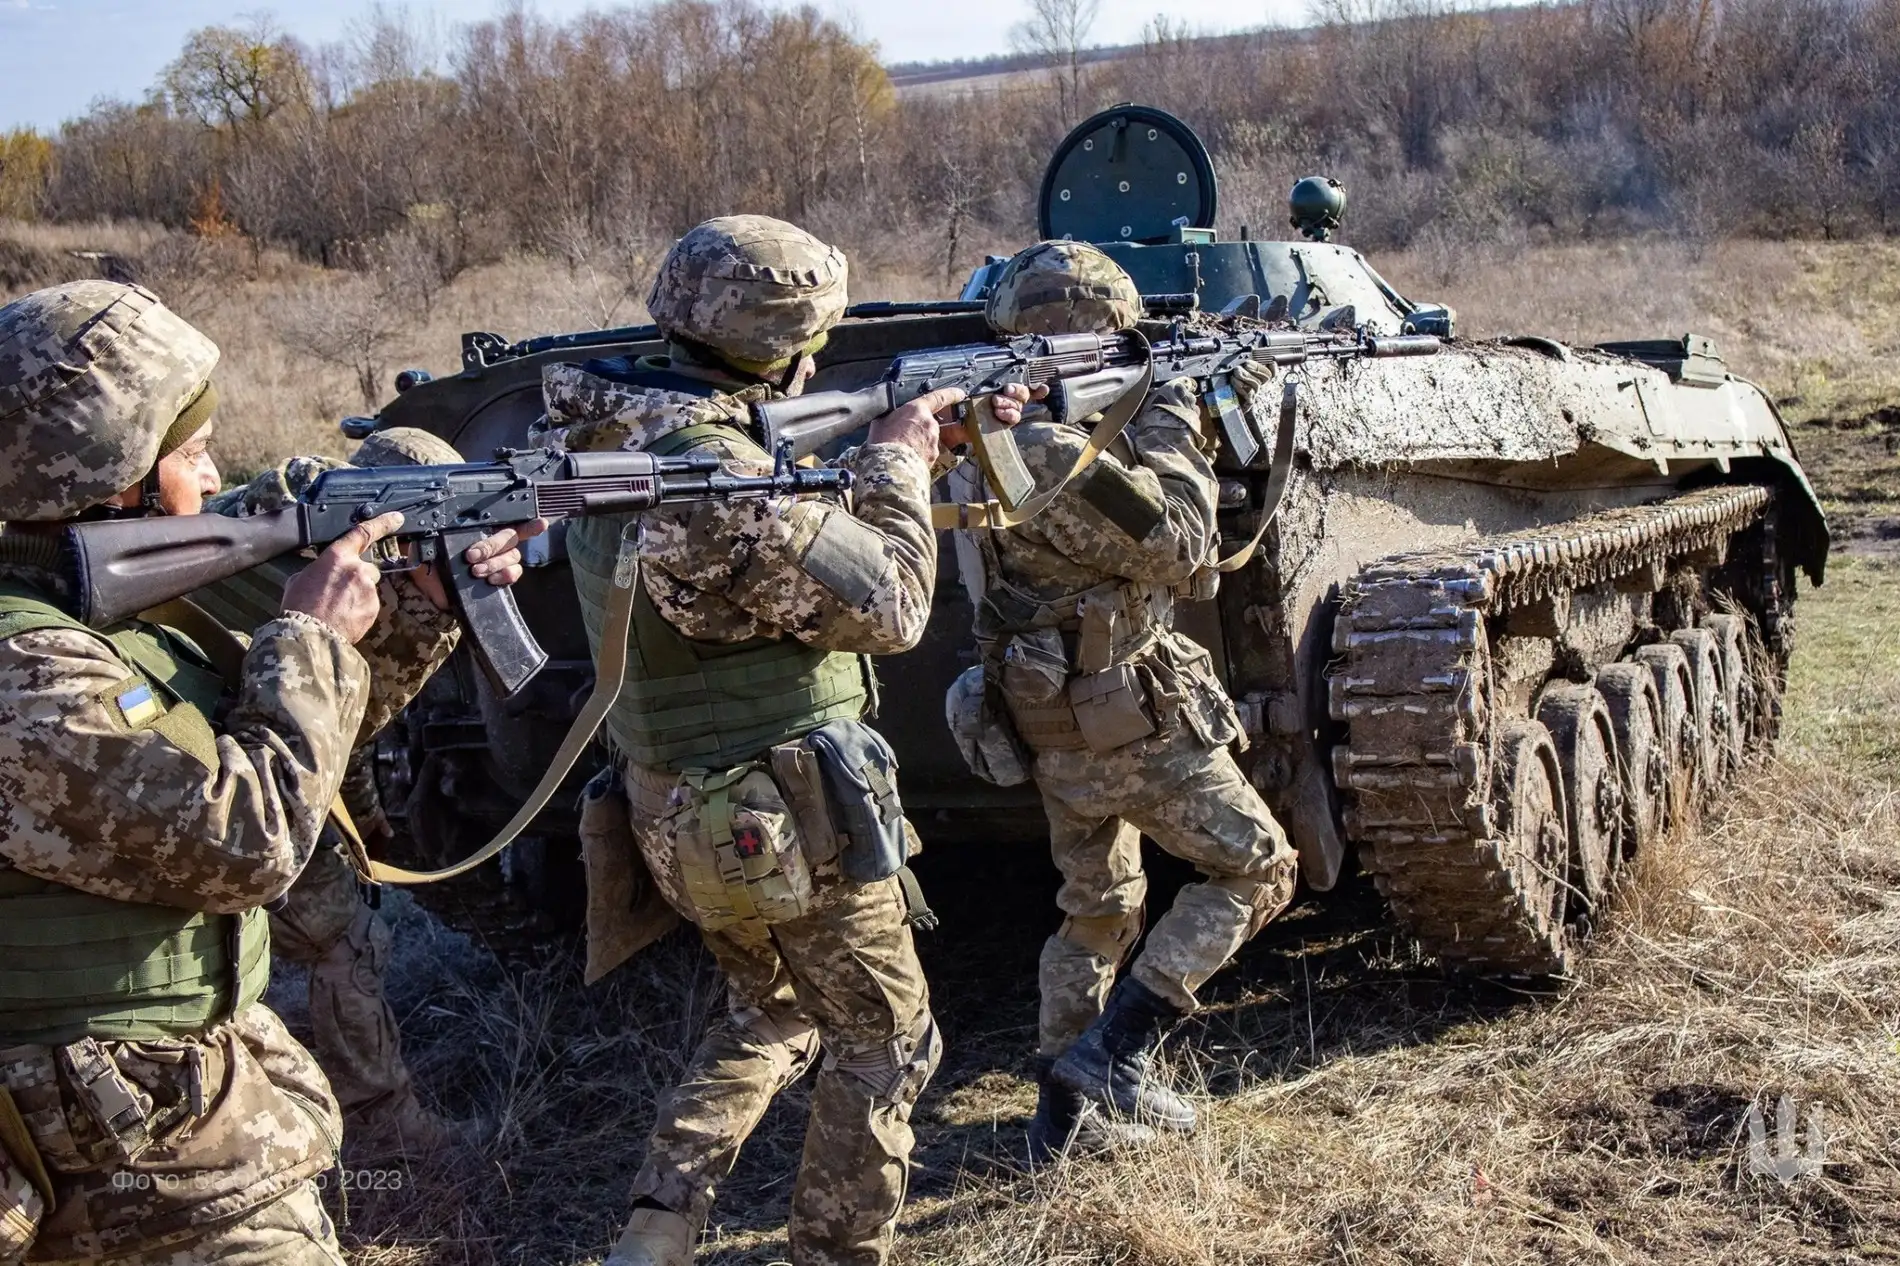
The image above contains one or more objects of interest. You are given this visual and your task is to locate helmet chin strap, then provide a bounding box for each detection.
[74,464,164,523]
[140,464,167,514]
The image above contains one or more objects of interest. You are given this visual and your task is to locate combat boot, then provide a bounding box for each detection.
[605,1205,694,1266]
[1027,1056,1157,1166]
[346,1089,488,1160]
[1050,977,1197,1132]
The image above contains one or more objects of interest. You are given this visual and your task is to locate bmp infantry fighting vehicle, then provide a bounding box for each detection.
[358,106,1827,973]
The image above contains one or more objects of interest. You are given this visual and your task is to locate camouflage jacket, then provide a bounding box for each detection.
[0,531,366,1260]
[963,378,1220,644]
[540,358,938,657]
[957,380,1244,779]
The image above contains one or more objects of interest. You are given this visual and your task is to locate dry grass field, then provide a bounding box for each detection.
[6,222,1900,1264]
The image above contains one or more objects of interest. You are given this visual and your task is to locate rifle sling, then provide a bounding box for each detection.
[928,358,1152,532]
[364,532,640,885]
[1214,377,1301,573]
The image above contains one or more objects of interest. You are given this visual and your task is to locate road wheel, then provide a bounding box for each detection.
[1669,628,1724,802]
[1536,683,1623,916]
[1634,642,1698,826]
[1595,662,1665,859]
[1486,720,1572,975]
[1700,613,1753,765]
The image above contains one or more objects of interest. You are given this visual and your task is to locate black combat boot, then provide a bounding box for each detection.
[1049,977,1198,1132]
[1028,1056,1157,1166]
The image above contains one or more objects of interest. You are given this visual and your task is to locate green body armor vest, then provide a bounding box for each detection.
[566,422,871,772]
[0,585,271,1046]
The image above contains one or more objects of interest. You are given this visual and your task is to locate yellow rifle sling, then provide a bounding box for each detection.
[929,357,1153,532]
[366,527,641,884]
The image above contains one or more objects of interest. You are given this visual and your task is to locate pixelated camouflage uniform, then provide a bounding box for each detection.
[543,216,939,1266]
[0,282,363,1264]
[196,430,464,1154]
[0,281,459,1254]
[965,244,1298,1060]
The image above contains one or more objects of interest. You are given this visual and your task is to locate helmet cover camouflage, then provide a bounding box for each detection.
[985,241,1142,336]
[645,216,848,372]
[350,426,464,469]
[0,281,220,520]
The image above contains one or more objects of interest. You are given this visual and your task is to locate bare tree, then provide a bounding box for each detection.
[275,276,404,408]
[1011,0,1102,126]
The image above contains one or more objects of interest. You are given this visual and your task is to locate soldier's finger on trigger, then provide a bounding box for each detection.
[338,511,405,558]
[923,386,968,422]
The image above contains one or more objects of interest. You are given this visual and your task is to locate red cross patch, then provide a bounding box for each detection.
[732,824,766,859]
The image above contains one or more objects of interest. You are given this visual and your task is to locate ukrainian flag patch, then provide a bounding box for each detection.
[116,684,163,727]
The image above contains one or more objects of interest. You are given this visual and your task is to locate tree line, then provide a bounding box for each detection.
[1,0,1896,296]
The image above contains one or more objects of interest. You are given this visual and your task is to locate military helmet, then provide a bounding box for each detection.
[351,426,463,469]
[984,241,1142,336]
[0,281,219,521]
[645,216,848,375]
[1289,176,1348,242]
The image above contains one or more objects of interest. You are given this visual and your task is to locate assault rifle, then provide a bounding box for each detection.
[753,323,1442,474]
[64,443,850,698]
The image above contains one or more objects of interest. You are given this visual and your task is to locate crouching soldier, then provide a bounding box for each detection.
[196,428,492,1159]
[0,281,531,1264]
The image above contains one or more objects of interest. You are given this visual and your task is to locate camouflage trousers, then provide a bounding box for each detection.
[1031,739,1297,1056]
[34,1181,345,1266]
[269,841,413,1123]
[624,768,939,1266]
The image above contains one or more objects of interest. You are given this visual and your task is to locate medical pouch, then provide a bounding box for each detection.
[804,719,911,884]
[945,665,1032,787]
[659,765,814,933]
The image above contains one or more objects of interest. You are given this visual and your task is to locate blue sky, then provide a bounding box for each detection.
[0,1,1294,132]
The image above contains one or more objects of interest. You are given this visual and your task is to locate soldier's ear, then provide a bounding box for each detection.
[783,355,818,398]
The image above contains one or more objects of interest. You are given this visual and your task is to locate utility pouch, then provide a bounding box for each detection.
[804,719,910,884]
[579,766,680,985]
[945,664,1032,787]
[999,627,1069,704]
[0,1089,47,1266]
[1068,662,1158,753]
[661,765,814,933]
[768,742,842,865]
[58,1040,154,1167]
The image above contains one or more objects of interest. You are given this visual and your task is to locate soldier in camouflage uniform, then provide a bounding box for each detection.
[540,216,1027,1266]
[951,242,1298,1160]
[0,282,533,1265]
[198,429,480,1159]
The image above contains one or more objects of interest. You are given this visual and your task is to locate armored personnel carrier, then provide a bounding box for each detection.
[360,105,1826,973]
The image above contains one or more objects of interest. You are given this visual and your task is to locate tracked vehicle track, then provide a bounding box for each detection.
[1327,484,1775,974]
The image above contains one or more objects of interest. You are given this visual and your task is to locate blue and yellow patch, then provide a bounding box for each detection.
[116,684,163,728]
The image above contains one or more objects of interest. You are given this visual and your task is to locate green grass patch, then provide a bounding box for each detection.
[1783,554,1900,770]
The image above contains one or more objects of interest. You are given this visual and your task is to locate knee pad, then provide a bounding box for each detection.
[729,1003,820,1083]
[823,1013,942,1106]
[1056,907,1144,965]
[1210,866,1295,937]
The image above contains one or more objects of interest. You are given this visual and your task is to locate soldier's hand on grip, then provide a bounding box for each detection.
[409,518,550,611]
[940,382,1036,449]
[868,386,966,463]
[281,511,404,643]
